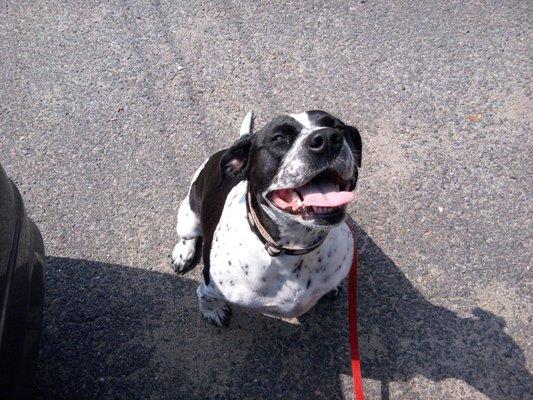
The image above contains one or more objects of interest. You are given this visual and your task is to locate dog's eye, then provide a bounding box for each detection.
[271,134,287,143]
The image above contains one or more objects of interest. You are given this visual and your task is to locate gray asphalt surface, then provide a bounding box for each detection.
[1,1,531,399]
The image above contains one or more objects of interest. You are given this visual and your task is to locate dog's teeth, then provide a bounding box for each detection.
[310,206,343,214]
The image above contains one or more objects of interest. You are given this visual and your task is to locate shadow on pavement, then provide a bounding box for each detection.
[354,224,532,400]
[37,226,531,399]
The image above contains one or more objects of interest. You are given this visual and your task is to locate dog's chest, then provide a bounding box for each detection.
[209,182,353,317]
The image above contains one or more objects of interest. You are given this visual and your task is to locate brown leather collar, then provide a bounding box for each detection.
[245,188,326,257]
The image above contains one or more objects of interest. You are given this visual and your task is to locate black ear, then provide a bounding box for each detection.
[220,134,254,180]
[345,126,362,167]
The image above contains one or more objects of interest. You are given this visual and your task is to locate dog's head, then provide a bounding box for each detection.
[221,110,362,229]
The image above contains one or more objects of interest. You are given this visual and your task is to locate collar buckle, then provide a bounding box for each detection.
[265,243,284,256]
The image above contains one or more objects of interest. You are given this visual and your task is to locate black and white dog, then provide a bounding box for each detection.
[171,110,362,327]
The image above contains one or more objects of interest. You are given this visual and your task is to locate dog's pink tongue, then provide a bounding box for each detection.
[299,180,355,207]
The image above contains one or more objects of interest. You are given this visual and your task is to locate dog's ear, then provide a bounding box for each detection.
[345,126,362,167]
[220,134,254,180]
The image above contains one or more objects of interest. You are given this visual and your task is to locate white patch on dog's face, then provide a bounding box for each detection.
[290,111,313,128]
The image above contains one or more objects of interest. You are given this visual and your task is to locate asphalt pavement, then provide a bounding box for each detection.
[1,1,531,399]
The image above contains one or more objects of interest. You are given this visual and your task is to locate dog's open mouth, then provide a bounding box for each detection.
[268,170,354,218]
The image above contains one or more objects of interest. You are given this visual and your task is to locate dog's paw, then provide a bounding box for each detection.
[201,302,232,327]
[171,238,199,274]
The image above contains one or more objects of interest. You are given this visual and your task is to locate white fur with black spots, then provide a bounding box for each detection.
[200,181,353,324]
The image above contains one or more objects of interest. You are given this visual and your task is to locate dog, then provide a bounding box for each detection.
[171,110,362,327]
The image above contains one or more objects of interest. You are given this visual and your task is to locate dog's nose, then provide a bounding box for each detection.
[307,129,343,155]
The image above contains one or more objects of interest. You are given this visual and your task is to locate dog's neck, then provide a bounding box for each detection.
[249,191,329,251]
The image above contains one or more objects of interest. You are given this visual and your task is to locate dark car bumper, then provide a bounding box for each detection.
[0,163,45,399]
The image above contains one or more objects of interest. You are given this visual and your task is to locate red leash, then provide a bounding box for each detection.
[347,219,365,399]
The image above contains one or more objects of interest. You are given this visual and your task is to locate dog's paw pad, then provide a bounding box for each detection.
[171,239,198,274]
[201,303,232,327]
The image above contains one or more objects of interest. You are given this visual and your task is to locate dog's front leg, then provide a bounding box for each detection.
[171,191,203,274]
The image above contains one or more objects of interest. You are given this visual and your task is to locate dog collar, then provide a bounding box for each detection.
[245,188,326,257]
